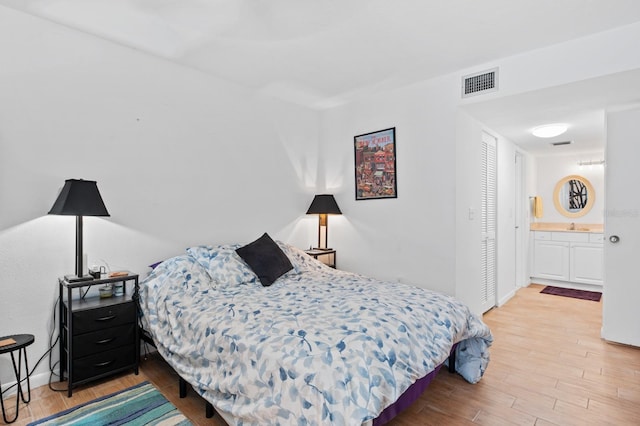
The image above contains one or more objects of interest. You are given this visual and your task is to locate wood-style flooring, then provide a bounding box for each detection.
[3,284,639,425]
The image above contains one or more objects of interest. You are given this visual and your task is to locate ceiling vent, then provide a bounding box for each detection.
[550,140,573,146]
[462,68,498,98]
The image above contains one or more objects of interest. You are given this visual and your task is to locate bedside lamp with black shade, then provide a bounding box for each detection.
[48,179,110,282]
[306,194,341,250]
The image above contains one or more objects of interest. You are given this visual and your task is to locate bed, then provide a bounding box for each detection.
[139,234,492,425]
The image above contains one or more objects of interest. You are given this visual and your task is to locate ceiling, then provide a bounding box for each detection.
[462,68,640,156]
[3,0,640,155]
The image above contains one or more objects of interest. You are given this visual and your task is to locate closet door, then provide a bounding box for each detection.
[480,132,497,313]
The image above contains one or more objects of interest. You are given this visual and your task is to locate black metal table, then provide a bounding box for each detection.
[0,334,34,424]
[304,248,337,268]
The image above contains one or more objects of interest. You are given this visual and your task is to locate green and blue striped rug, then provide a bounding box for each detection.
[29,381,191,425]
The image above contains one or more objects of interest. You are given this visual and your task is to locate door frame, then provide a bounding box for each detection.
[514,150,527,288]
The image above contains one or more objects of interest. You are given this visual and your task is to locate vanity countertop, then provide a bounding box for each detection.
[530,222,604,233]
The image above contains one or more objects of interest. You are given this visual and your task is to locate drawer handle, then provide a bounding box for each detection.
[95,315,117,322]
[94,360,115,368]
[96,338,115,345]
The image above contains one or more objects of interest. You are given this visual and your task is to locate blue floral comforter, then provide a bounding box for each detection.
[139,243,492,425]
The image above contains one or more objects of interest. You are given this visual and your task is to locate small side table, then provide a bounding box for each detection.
[0,334,34,424]
[305,249,337,268]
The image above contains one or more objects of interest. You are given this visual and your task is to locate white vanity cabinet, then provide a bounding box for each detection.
[570,233,604,285]
[532,231,603,288]
[532,232,569,280]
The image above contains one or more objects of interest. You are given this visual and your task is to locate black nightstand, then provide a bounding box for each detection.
[305,249,337,268]
[58,273,139,397]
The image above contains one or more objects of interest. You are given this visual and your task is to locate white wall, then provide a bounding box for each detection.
[455,114,524,312]
[320,74,459,296]
[459,22,640,106]
[454,111,483,313]
[533,153,605,224]
[320,20,640,313]
[0,6,321,388]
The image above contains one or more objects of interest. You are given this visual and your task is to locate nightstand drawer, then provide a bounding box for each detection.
[73,324,135,358]
[72,345,136,382]
[72,302,135,334]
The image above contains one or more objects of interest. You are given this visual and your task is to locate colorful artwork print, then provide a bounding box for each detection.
[354,127,397,200]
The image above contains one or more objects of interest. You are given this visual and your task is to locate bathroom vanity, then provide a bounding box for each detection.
[530,225,604,290]
[529,174,604,290]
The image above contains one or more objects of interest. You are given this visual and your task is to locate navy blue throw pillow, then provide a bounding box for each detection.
[235,233,293,287]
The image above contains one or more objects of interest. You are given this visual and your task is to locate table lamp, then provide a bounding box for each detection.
[48,179,110,282]
[306,194,341,250]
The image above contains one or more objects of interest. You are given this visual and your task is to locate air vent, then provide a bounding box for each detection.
[550,141,573,146]
[462,68,498,98]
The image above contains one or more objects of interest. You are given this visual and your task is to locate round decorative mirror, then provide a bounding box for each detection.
[553,175,595,218]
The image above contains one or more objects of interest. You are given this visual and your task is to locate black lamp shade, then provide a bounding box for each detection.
[306,194,342,215]
[49,179,110,217]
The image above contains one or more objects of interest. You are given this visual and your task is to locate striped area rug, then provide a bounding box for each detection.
[29,381,191,426]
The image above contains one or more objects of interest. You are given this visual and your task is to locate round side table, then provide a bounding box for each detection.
[0,334,34,424]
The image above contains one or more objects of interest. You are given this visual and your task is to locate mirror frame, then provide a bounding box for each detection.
[553,174,595,218]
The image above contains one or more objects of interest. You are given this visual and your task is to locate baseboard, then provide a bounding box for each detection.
[529,278,602,292]
[497,288,516,307]
[1,369,55,397]
[1,342,158,398]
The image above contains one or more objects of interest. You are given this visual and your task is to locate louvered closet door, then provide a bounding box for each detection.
[480,132,497,313]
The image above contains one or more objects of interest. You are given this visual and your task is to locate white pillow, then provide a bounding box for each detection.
[186,244,257,287]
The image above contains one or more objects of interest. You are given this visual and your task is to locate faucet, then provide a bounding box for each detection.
[569,222,575,230]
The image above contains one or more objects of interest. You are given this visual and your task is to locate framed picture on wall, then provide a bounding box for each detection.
[354,127,397,200]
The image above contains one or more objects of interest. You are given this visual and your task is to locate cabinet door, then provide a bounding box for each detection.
[570,243,604,285]
[533,240,570,281]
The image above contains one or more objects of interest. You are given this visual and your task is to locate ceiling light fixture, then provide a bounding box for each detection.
[531,123,569,138]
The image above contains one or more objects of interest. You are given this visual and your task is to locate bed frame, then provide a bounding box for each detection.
[140,327,456,423]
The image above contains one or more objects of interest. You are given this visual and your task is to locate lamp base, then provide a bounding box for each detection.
[64,274,94,283]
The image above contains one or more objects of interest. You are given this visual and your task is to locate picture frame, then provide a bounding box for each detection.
[354,127,397,200]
